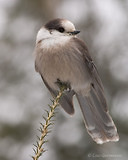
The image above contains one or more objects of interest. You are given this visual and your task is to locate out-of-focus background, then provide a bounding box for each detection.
[0,0,128,160]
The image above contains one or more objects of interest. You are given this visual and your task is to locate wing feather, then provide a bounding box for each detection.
[72,37,119,143]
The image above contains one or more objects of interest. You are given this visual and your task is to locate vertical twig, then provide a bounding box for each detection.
[32,86,65,160]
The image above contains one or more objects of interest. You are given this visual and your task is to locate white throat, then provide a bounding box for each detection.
[36,28,71,49]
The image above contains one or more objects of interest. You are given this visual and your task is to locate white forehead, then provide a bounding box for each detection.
[61,20,76,31]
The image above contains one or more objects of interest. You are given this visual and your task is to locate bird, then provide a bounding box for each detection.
[34,18,119,144]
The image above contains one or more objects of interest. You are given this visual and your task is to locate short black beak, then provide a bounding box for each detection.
[70,30,80,35]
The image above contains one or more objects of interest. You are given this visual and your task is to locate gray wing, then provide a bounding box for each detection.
[40,75,75,115]
[72,38,119,144]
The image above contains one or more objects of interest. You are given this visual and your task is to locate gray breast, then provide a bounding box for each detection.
[36,42,91,91]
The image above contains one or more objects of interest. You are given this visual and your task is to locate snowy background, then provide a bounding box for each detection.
[0,0,128,160]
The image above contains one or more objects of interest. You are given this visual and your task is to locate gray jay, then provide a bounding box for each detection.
[34,18,119,144]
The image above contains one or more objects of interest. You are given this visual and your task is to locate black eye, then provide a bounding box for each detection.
[58,27,65,33]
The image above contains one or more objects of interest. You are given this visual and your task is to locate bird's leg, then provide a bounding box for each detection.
[55,79,71,92]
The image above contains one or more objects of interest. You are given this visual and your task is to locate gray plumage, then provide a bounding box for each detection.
[35,18,119,144]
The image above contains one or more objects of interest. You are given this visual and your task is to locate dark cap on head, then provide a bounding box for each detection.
[45,18,65,31]
[44,18,80,34]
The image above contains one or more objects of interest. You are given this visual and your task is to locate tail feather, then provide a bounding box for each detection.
[76,87,119,144]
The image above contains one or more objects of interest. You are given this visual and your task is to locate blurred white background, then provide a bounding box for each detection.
[0,0,128,160]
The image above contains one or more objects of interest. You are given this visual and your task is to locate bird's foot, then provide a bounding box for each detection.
[55,79,71,92]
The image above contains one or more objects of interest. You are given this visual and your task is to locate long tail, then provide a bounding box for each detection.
[76,86,119,144]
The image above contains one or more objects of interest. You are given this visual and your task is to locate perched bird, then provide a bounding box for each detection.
[34,18,119,144]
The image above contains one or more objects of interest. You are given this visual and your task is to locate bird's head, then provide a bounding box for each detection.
[36,18,80,45]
